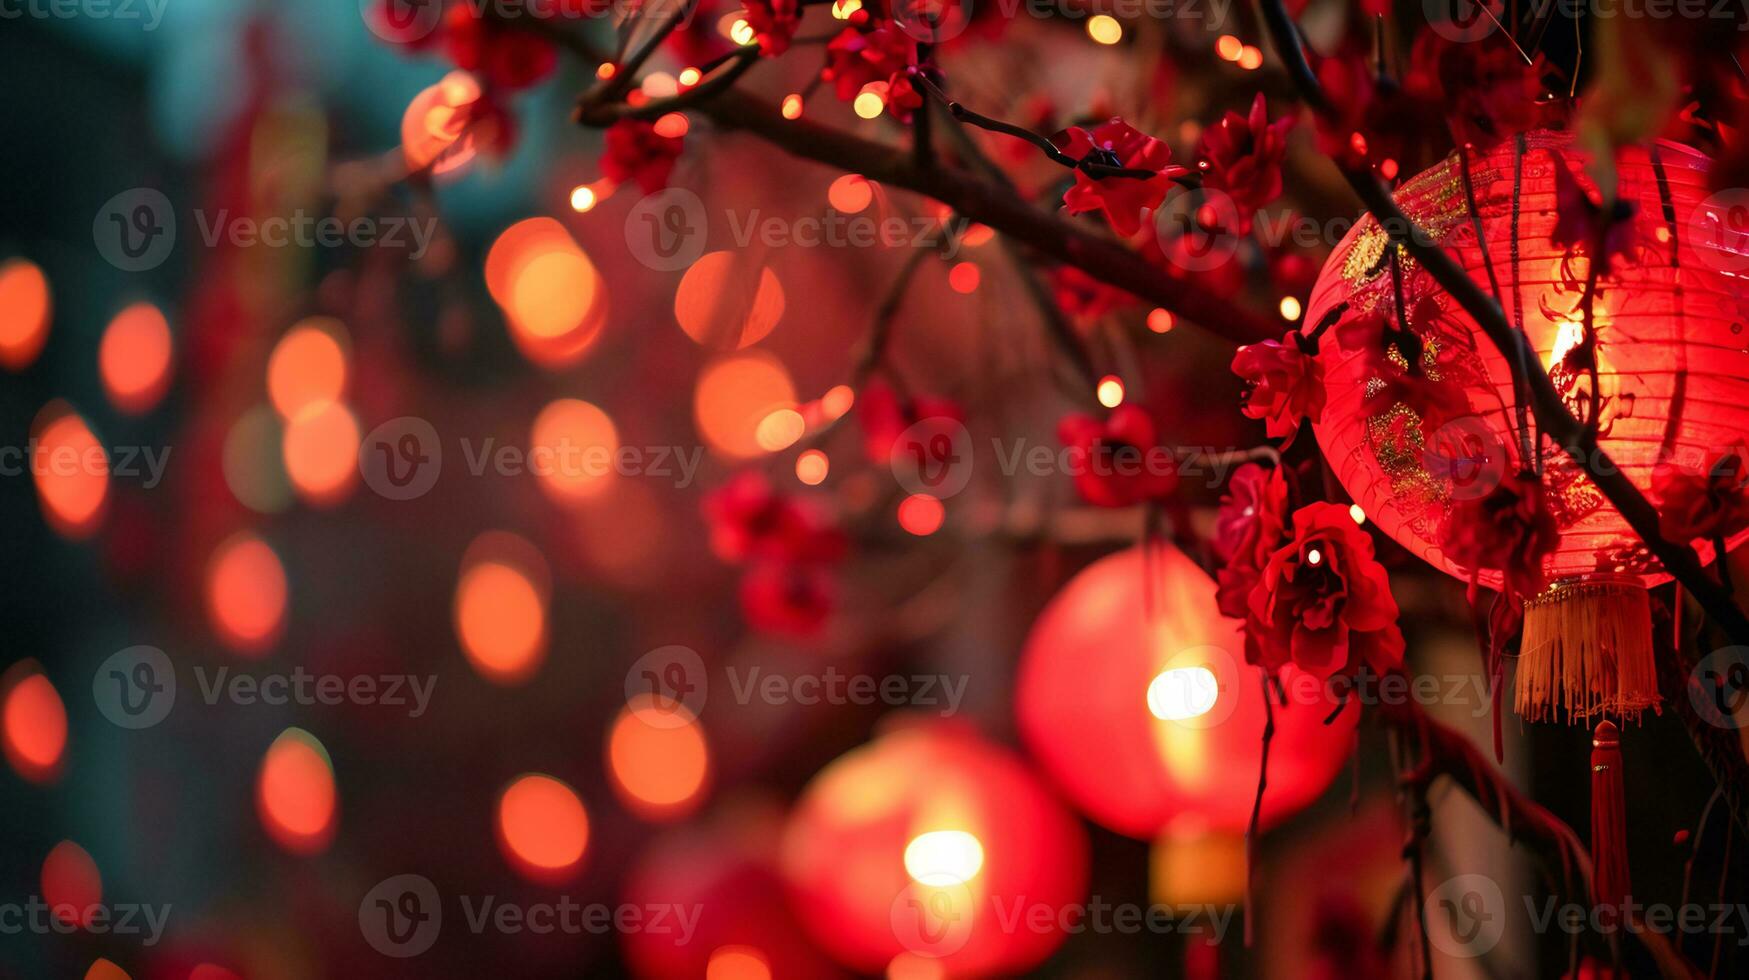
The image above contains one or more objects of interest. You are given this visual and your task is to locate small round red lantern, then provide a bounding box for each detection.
[621,800,843,980]
[781,720,1088,978]
[1016,543,1356,839]
[1302,132,1749,722]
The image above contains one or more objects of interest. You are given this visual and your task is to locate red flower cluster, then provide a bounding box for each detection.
[1242,502,1405,680]
[1195,94,1294,234]
[705,473,847,636]
[857,381,963,465]
[1056,119,1189,237]
[1440,470,1560,603]
[1653,448,1749,544]
[1055,405,1178,508]
[1051,264,1137,320]
[600,118,685,193]
[742,0,802,56]
[441,4,557,91]
[1231,335,1323,442]
[823,24,917,116]
[1212,463,1290,619]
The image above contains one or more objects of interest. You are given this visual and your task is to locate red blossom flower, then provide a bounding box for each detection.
[1056,119,1189,236]
[1408,32,1561,149]
[884,72,925,123]
[1440,470,1560,602]
[704,473,846,564]
[1213,463,1291,620]
[739,560,836,636]
[1055,405,1179,508]
[857,381,963,464]
[1551,154,1638,273]
[1654,448,1749,544]
[443,4,557,90]
[1244,502,1405,679]
[601,118,685,193]
[823,26,916,102]
[742,0,801,56]
[1195,94,1295,234]
[1232,336,1324,441]
[1052,264,1137,319]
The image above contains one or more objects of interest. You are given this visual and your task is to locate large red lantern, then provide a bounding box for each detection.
[1302,132,1749,722]
[1017,544,1356,839]
[621,800,843,980]
[780,720,1088,978]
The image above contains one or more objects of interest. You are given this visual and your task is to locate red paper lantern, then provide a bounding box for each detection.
[621,801,843,980]
[780,720,1088,977]
[1017,544,1356,839]
[1302,132,1749,722]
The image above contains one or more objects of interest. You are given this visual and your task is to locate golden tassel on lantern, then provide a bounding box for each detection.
[1517,576,1659,723]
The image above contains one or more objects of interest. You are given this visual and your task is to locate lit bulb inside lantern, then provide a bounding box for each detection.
[1096,375,1125,408]
[1146,666,1219,721]
[903,830,984,885]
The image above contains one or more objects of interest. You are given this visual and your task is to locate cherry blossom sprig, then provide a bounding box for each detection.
[906,70,1198,187]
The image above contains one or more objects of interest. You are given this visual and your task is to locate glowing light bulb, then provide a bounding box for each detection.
[729,18,755,45]
[1216,35,1243,61]
[1350,504,1366,524]
[569,185,597,212]
[853,90,885,119]
[1279,296,1302,321]
[904,830,984,884]
[1087,14,1122,44]
[1147,308,1175,333]
[1147,666,1220,721]
[1096,375,1125,408]
[1306,547,1323,566]
[781,93,804,119]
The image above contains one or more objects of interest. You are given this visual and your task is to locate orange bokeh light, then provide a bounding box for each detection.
[796,449,829,485]
[607,695,710,821]
[2,666,67,784]
[530,398,619,503]
[281,401,360,507]
[31,404,108,539]
[486,218,607,370]
[497,773,589,882]
[706,946,773,980]
[42,840,102,927]
[267,319,349,421]
[454,533,549,684]
[0,258,51,371]
[401,70,500,175]
[674,251,786,350]
[694,351,797,459]
[898,494,945,536]
[84,960,130,980]
[948,262,980,293]
[207,532,289,655]
[257,727,337,854]
[827,175,873,214]
[99,302,173,414]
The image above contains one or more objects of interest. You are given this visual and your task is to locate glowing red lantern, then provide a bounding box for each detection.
[1017,544,1356,839]
[781,720,1088,977]
[1302,132,1749,721]
[621,801,843,980]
